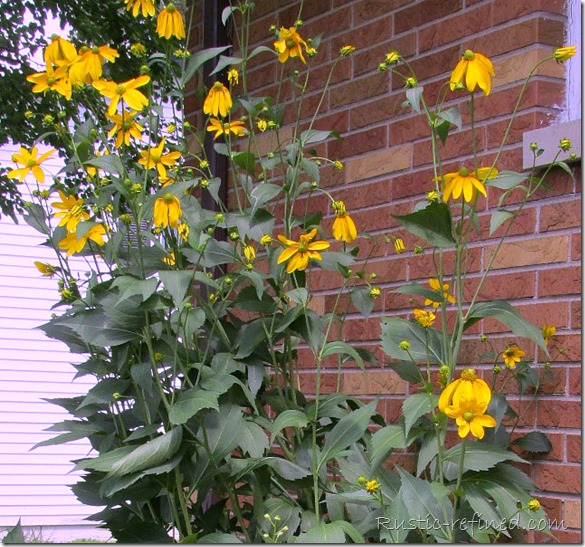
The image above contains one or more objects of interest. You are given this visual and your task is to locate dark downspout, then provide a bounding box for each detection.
[202,0,230,217]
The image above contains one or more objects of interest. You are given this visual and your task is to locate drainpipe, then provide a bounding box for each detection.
[202,0,230,217]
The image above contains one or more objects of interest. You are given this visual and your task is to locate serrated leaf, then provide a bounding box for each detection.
[381,316,444,363]
[159,270,194,306]
[486,170,527,190]
[169,388,220,425]
[182,46,230,86]
[321,340,365,370]
[1,519,25,544]
[394,201,455,248]
[319,400,377,470]
[85,154,124,176]
[402,393,435,436]
[489,209,515,235]
[406,86,424,113]
[370,424,407,471]
[464,300,547,351]
[511,431,552,453]
[350,286,374,317]
[271,409,310,442]
[250,183,281,216]
[108,427,183,477]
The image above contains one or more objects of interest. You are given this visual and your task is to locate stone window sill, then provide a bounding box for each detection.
[522,119,581,169]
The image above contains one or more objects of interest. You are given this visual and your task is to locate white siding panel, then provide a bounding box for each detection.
[0,152,107,540]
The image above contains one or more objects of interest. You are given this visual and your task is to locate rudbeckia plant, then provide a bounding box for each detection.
[4,0,575,543]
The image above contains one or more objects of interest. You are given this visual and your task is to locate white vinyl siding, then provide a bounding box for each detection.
[0,145,109,542]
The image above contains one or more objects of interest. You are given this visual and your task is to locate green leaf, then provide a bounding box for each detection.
[417,434,439,477]
[108,427,183,477]
[489,209,515,235]
[233,318,268,359]
[300,129,338,146]
[239,421,269,458]
[394,201,455,248]
[159,270,194,306]
[350,286,374,317]
[393,281,443,302]
[210,54,243,75]
[486,170,527,190]
[76,446,136,472]
[388,360,424,383]
[233,151,256,174]
[182,46,230,86]
[319,400,377,470]
[511,431,552,453]
[169,388,220,425]
[381,317,444,363]
[296,522,346,543]
[250,183,281,216]
[77,378,131,408]
[402,393,435,436]
[379,495,410,543]
[260,498,301,541]
[1,520,25,544]
[321,340,365,370]
[196,533,242,543]
[397,468,453,541]
[369,424,407,471]
[200,238,235,268]
[464,300,547,351]
[85,154,124,176]
[437,106,462,130]
[111,276,158,302]
[271,409,310,442]
[405,86,424,113]
[23,203,49,234]
[443,443,526,481]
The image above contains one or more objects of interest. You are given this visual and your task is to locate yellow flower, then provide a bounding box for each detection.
[162,251,176,266]
[444,396,496,439]
[51,190,90,232]
[332,201,357,243]
[243,244,256,263]
[438,368,492,413]
[277,228,330,274]
[365,479,380,494]
[157,3,186,40]
[7,146,55,183]
[450,49,495,96]
[107,110,144,148]
[44,35,77,67]
[59,224,107,256]
[424,278,456,309]
[438,166,498,203]
[92,75,150,116]
[274,26,309,64]
[394,237,405,254]
[138,138,182,177]
[404,76,417,88]
[34,262,56,277]
[177,222,189,241]
[203,82,233,118]
[68,45,119,84]
[257,119,267,132]
[370,287,381,299]
[227,68,239,85]
[260,234,273,246]
[385,50,402,65]
[542,324,556,346]
[130,42,147,56]
[333,160,343,170]
[502,345,525,369]
[527,498,541,512]
[124,0,156,17]
[413,308,436,328]
[559,137,572,152]
[153,193,182,229]
[340,45,355,57]
[26,65,72,100]
[206,118,247,139]
[427,190,439,201]
[553,46,577,63]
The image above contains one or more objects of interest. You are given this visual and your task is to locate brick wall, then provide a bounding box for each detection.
[188,0,581,541]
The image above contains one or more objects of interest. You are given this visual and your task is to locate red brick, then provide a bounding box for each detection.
[537,400,581,429]
[394,0,462,35]
[567,434,582,463]
[540,199,582,231]
[533,463,581,494]
[538,267,581,298]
